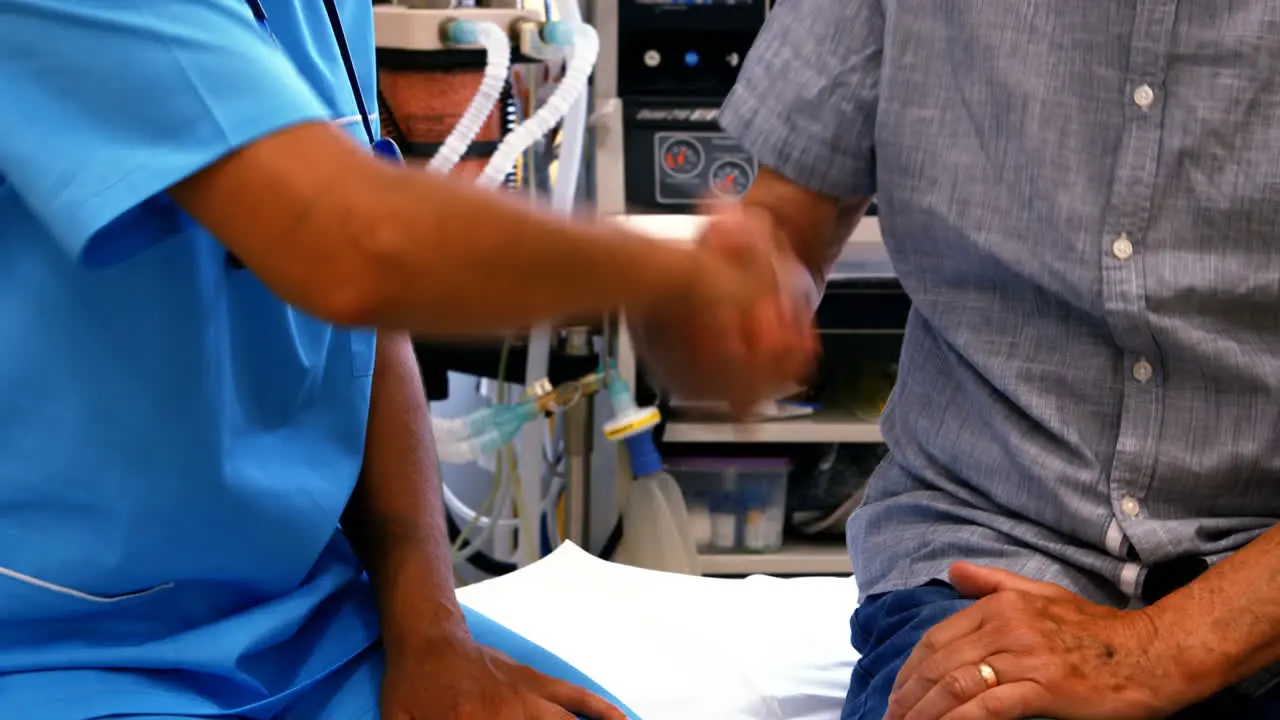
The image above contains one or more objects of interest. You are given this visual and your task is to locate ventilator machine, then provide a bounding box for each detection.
[375,0,639,575]
[371,5,875,718]
[374,0,859,582]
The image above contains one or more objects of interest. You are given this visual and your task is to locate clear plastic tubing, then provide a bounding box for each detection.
[432,397,539,445]
[431,405,501,443]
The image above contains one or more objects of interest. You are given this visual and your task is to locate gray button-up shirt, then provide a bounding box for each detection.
[720,1,1280,606]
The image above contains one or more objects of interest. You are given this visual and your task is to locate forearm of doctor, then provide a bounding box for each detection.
[172,122,715,337]
[1143,524,1280,702]
[739,166,873,296]
[340,331,469,649]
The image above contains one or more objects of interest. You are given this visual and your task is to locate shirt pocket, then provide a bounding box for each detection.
[0,563,172,622]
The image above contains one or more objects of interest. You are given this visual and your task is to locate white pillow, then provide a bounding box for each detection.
[457,543,860,720]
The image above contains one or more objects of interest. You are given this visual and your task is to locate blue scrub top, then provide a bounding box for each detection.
[0,1,381,716]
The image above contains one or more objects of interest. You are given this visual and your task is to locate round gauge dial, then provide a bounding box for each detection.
[660,137,705,178]
[710,158,754,198]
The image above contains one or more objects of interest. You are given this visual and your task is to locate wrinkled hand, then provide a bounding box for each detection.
[885,563,1179,720]
[632,204,818,415]
[382,635,626,720]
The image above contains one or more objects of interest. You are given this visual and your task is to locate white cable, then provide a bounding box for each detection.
[446,422,564,533]
[447,15,601,568]
[499,18,600,568]
[450,459,566,562]
[451,456,519,563]
[475,21,599,190]
[427,21,511,175]
[532,0,589,560]
[550,0,589,217]
[448,422,566,559]
[445,470,567,532]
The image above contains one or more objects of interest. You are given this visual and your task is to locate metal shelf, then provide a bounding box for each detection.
[699,542,852,576]
[664,415,882,444]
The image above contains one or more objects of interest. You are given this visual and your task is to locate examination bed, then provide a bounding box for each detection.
[456,543,861,720]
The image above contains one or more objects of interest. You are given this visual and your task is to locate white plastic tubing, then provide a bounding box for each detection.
[476,18,599,190]
[430,8,599,568]
[427,20,512,175]
[513,3,597,566]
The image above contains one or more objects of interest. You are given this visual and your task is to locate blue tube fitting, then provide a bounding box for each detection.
[540,20,577,47]
[445,19,481,45]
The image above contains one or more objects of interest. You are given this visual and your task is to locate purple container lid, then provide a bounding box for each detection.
[666,457,791,472]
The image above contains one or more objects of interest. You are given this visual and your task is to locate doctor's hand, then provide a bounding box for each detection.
[885,563,1180,720]
[632,204,818,416]
[381,634,626,720]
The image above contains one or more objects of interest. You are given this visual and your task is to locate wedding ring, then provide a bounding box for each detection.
[977,661,999,689]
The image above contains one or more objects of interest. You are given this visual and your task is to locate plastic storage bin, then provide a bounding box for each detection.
[667,458,790,554]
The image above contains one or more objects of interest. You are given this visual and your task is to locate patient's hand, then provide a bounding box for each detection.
[884,564,1181,720]
[381,634,626,719]
[630,204,818,417]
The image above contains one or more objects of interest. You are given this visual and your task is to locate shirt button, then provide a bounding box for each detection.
[1132,359,1153,383]
[1120,496,1141,517]
[1133,84,1155,108]
[1111,233,1134,261]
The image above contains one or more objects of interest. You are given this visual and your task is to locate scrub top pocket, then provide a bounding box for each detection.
[0,563,172,622]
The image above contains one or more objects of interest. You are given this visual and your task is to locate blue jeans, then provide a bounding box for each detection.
[841,583,1280,720]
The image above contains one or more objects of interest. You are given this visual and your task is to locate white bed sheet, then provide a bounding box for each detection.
[457,543,862,720]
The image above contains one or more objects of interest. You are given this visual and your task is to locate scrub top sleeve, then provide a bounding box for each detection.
[718,0,884,199]
[0,0,332,262]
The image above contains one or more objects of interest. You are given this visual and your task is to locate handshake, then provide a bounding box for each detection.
[630,204,821,417]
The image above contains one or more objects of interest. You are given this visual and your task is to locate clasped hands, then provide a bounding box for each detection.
[632,204,819,415]
[885,563,1190,720]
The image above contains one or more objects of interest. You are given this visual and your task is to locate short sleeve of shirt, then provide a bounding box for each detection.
[719,0,884,198]
[0,0,331,262]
